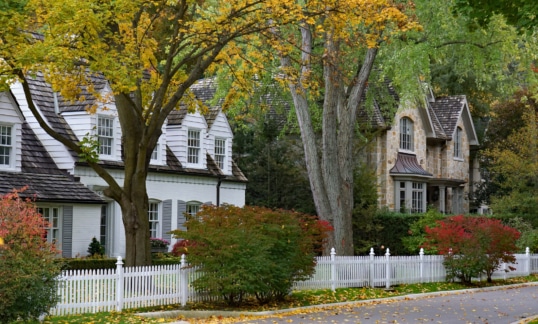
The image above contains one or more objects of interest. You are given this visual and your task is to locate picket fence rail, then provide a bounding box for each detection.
[50,248,538,316]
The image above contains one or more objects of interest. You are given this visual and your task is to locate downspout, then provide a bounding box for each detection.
[216,176,223,207]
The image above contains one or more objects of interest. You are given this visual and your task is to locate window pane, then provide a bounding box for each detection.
[188,130,200,164]
[148,202,159,238]
[0,125,12,166]
[97,117,114,155]
[215,138,225,169]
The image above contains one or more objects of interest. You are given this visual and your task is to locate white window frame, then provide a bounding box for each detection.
[399,117,414,152]
[187,129,201,165]
[394,180,426,213]
[186,201,202,217]
[454,127,463,159]
[150,141,162,164]
[38,206,61,244]
[148,201,160,238]
[0,124,14,168]
[97,116,115,157]
[214,138,226,169]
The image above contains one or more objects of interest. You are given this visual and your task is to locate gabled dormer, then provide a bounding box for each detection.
[0,91,24,172]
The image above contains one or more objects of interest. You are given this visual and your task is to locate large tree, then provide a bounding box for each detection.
[0,0,297,266]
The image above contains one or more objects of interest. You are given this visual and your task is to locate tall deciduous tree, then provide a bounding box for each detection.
[0,0,298,266]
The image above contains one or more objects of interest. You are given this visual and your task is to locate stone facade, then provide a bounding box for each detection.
[360,92,478,214]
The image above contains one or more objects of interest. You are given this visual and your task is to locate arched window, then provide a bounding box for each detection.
[399,117,414,151]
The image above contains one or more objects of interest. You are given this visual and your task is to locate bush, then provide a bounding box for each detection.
[87,237,105,257]
[171,205,330,305]
[402,208,445,254]
[0,190,62,323]
[425,215,520,284]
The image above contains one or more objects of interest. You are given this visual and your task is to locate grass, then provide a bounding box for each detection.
[28,274,538,324]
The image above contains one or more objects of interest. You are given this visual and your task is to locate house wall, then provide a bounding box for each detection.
[71,204,103,257]
[207,112,234,175]
[0,93,22,172]
[11,83,75,171]
[381,107,429,210]
[169,113,209,169]
[74,166,245,257]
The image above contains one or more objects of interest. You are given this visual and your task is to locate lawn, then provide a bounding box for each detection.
[29,274,538,324]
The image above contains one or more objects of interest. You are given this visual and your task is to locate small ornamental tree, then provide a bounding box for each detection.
[424,215,520,284]
[0,190,62,323]
[171,205,331,306]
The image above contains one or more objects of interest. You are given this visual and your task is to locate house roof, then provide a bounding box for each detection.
[390,153,432,177]
[168,78,222,127]
[24,74,247,182]
[429,95,467,140]
[357,78,400,129]
[0,122,103,203]
[0,172,103,203]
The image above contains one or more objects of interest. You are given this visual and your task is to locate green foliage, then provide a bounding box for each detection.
[60,258,117,270]
[78,132,99,164]
[500,217,538,253]
[0,190,62,323]
[373,210,422,256]
[352,163,382,255]
[402,208,446,255]
[233,117,316,215]
[170,205,330,305]
[87,237,105,257]
[425,215,520,283]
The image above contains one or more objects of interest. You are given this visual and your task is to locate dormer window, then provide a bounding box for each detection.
[0,125,13,167]
[97,116,114,156]
[454,127,462,159]
[214,138,226,169]
[399,117,414,151]
[187,129,201,164]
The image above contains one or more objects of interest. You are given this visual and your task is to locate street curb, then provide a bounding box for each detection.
[137,282,538,322]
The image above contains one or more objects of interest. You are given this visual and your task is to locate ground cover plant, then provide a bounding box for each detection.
[35,274,538,323]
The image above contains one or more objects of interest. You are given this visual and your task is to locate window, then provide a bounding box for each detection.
[97,116,114,156]
[454,127,462,158]
[186,201,202,217]
[38,207,60,244]
[148,202,160,238]
[411,182,425,213]
[151,143,159,161]
[0,125,12,166]
[188,129,201,164]
[395,181,426,213]
[399,117,413,151]
[214,138,226,169]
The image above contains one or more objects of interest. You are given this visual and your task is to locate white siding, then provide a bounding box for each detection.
[11,82,75,171]
[61,111,94,142]
[177,113,208,169]
[207,112,234,174]
[71,204,102,257]
[0,93,22,172]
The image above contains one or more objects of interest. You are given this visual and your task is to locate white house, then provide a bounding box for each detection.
[9,74,247,257]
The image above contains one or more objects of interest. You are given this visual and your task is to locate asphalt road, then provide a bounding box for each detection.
[232,284,538,324]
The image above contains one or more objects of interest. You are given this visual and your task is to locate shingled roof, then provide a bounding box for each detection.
[430,95,467,140]
[0,122,103,203]
[168,78,222,127]
[390,152,432,177]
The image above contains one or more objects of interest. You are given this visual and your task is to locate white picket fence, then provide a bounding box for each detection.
[50,248,538,316]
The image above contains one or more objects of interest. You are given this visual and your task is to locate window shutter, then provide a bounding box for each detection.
[162,200,172,242]
[177,200,187,231]
[62,206,73,258]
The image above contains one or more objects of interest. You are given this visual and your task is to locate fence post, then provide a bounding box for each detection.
[180,254,188,306]
[419,248,424,282]
[369,248,375,287]
[330,248,336,292]
[385,248,391,289]
[526,247,531,276]
[116,256,124,312]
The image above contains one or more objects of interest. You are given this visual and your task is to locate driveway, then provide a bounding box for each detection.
[231,283,538,324]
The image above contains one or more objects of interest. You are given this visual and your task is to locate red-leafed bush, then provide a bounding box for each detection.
[170,205,331,305]
[0,189,62,323]
[424,215,520,284]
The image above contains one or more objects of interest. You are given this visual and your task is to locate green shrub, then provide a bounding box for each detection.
[0,190,62,323]
[60,258,117,270]
[171,205,330,306]
[402,208,446,254]
[87,237,105,257]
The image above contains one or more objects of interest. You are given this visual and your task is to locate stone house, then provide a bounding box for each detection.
[360,85,479,214]
[6,75,247,257]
